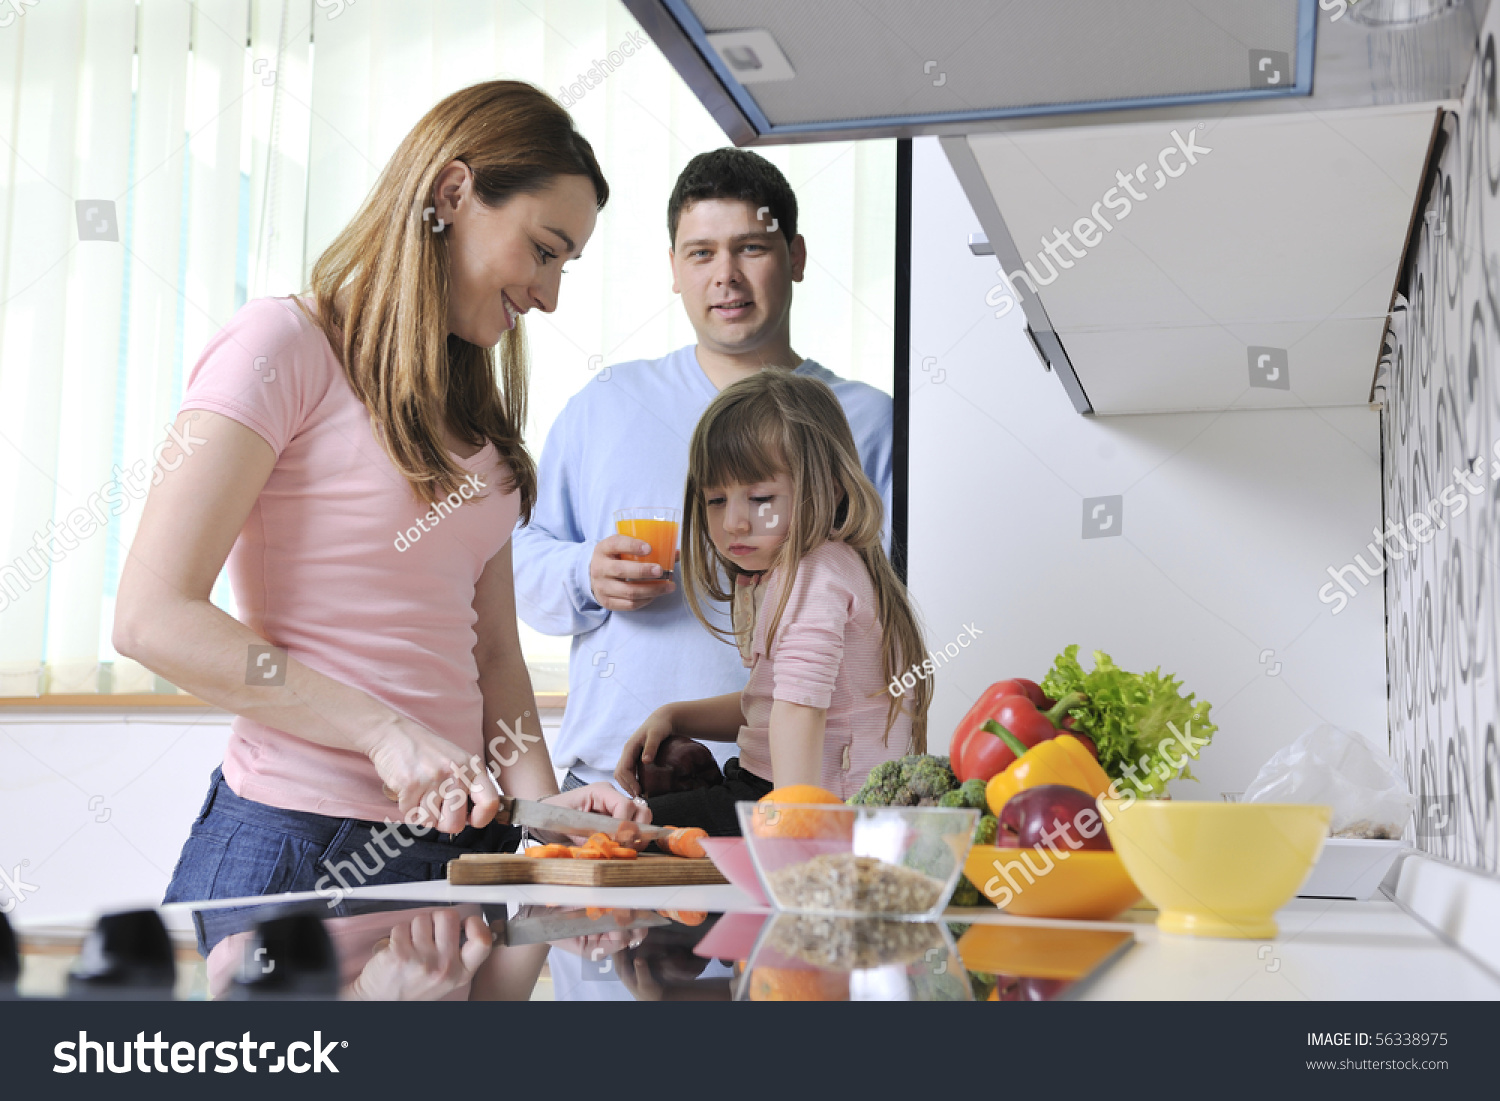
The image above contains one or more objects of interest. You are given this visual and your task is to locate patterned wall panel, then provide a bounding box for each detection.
[1382,21,1500,875]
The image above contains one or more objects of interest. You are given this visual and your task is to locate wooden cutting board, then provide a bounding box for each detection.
[448,853,728,887]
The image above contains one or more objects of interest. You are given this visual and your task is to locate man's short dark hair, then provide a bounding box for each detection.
[667,148,798,248]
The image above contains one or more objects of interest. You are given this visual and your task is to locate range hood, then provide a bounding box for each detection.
[625,0,1485,413]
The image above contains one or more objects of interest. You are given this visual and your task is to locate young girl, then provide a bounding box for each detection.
[613,369,932,833]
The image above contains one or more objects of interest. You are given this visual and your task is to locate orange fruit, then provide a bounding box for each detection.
[762,784,843,805]
[748,966,850,1001]
[752,785,850,839]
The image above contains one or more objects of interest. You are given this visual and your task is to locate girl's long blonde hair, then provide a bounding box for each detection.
[297,80,609,516]
[681,369,930,751]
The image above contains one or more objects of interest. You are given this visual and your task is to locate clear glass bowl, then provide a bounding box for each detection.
[735,913,971,1001]
[736,802,978,920]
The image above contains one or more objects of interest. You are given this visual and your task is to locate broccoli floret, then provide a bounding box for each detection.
[904,756,958,803]
[938,789,967,808]
[948,874,981,908]
[972,814,998,847]
[848,755,957,807]
[847,758,906,805]
[958,779,989,810]
[969,970,998,1002]
[905,831,959,878]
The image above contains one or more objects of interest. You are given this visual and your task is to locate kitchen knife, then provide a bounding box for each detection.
[500,907,670,947]
[380,785,678,845]
[493,795,676,844]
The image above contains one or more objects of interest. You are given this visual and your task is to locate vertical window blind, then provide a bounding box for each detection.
[0,0,894,698]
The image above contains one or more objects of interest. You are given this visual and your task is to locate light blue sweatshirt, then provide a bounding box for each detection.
[511,344,893,784]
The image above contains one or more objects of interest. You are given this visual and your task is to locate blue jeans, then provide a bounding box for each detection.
[164,768,519,952]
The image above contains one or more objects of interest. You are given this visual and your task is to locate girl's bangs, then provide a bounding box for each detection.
[698,402,787,489]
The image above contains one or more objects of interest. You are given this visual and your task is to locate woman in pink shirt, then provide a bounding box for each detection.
[614,370,932,832]
[114,81,647,916]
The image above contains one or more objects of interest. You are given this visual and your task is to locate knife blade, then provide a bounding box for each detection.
[500,908,670,947]
[494,795,675,844]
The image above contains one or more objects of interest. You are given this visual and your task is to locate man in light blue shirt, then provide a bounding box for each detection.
[512,148,892,793]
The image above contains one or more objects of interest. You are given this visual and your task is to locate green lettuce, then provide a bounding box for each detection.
[1040,645,1216,798]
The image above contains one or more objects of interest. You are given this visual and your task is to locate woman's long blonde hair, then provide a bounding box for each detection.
[297,80,609,516]
[680,370,930,751]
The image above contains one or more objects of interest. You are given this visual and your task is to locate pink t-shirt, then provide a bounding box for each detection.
[736,541,914,799]
[180,296,520,821]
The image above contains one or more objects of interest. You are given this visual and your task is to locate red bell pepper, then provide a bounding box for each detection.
[950,679,1051,782]
[955,693,1085,782]
[956,719,1018,786]
[1009,678,1051,708]
[991,693,1081,748]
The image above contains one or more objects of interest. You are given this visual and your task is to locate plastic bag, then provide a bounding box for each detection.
[1242,725,1414,838]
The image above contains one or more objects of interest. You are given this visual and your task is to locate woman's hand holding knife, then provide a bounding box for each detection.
[366,715,503,834]
[367,717,652,842]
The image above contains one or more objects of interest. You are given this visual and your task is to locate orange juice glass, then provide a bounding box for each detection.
[614,508,679,573]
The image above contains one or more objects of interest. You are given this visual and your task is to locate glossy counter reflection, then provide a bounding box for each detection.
[190,899,1132,1002]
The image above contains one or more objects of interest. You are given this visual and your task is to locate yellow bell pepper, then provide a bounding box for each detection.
[985,734,1113,818]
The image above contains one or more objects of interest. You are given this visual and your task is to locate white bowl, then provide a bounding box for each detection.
[1296,838,1405,900]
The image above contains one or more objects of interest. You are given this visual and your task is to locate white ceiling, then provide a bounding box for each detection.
[962,103,1439,414]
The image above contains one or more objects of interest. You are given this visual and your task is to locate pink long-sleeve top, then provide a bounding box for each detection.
[734,540,914,799]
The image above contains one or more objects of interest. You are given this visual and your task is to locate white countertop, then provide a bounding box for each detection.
[1076,897,1500,1000]
[145,881,1500,1001]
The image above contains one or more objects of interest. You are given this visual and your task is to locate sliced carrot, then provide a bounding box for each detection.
[659,910,707,926]
[524,833,648,861]
[585,907,606,920]
[665,827,708,859]
[572,832,642,859]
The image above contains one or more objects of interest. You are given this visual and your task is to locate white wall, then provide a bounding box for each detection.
[0,708,567,926]
[0,711,231,925]
[907,136,1388,799]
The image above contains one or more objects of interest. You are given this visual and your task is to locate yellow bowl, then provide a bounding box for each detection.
[964,845,1142,920]
[957,924,1134,981]
[1099,799,1330,939]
